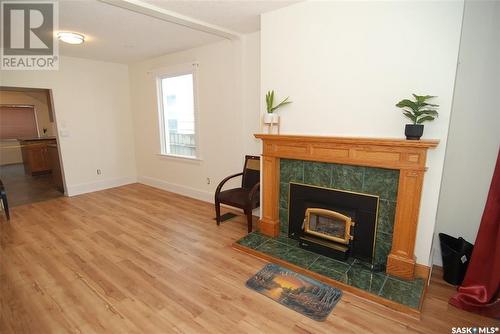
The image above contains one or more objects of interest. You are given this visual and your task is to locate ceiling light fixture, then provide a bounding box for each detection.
[57,32,85,45]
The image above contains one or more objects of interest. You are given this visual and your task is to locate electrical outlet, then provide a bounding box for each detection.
[206,177,211,185]
[97,169,102,175]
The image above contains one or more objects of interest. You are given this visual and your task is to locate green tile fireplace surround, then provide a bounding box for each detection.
[279,159,399,267]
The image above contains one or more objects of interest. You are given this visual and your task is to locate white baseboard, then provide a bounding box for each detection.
[138,176,261,216]
[138,176,213,203]
[66,176,137,197]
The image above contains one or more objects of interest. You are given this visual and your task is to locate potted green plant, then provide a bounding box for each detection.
[263,90,292,124]
[396,94,439,140]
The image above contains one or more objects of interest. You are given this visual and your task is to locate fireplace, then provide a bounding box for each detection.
[288,183,378,264]
[254,134,438,279]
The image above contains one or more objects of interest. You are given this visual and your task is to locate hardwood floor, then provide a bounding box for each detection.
[0,184,497,333]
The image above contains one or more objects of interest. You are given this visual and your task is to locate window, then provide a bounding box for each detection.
[157,67,198,159]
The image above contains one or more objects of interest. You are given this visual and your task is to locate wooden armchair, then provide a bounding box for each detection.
[215,155,260,232]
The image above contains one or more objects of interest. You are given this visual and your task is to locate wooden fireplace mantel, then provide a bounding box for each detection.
[254,134,439,279]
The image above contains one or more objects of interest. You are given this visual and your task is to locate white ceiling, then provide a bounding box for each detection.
[143,0,300,34]
[58,0,298,64]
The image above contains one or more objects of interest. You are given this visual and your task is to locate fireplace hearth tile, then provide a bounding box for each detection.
[276,234,299,247]
[304,162,332,187]
[280,159,304,183]
[379,276,425,309]
[346,264,386,294]
[282,247,320,268]
[236,232,269,249]
[377,199,397,234]
[362,168,399,201]
[235,232,425,310]
[257,240,290,258]
[331,164,364,191]
[309,256,350,274]
[309,263,348,283]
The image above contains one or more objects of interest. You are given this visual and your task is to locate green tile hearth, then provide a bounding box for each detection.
[379,276,425,309]
[275,234,299,247]
[283,247,319,268]
[346,262,386,294]
[257,240,290,258]
[310,255,350,274]
[235,232,268,249]
[309,263,348,283]
[236,232,425,310]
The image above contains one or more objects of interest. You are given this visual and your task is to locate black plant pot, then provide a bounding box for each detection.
[405,124,424,140]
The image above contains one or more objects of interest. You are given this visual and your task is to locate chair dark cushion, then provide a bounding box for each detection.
[242,169,260,189]
[218,187,258,208]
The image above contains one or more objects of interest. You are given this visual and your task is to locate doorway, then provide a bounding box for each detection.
[0,87,65,208]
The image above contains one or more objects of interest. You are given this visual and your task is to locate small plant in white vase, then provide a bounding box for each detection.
[264,90,292,133]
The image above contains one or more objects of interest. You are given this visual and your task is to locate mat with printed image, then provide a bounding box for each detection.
[246,263,342,321]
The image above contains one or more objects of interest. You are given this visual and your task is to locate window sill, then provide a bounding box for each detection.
[156,153,202,164]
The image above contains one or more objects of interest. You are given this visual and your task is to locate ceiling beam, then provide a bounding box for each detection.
[98,0,241,40]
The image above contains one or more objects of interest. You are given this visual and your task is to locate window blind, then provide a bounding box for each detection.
[0,106,38,140]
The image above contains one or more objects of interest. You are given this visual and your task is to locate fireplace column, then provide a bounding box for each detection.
[259,156,281,236]
[386,169,425,279]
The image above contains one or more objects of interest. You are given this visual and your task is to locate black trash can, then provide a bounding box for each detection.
[439,233,474,285]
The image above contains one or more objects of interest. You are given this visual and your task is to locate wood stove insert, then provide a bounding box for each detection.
[289,183,379,265]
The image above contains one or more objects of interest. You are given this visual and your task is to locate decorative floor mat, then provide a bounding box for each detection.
[246,263,342,321]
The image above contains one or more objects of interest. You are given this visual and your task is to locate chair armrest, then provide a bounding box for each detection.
[248,182,260,203]
[215,172,244,199]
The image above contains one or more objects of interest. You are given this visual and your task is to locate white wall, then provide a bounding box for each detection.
[0,56,137,195]
[129,33,260,202]
[242,32,262,154]
[433,0,500,266]
[261,1,464,265]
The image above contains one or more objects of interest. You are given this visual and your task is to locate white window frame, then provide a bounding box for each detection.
[155,62,201,161]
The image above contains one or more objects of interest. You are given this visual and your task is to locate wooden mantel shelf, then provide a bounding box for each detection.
[254,134,439,148]
[254,133,439,279]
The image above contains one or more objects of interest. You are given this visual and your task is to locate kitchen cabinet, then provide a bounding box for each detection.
[19,138,56,175]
